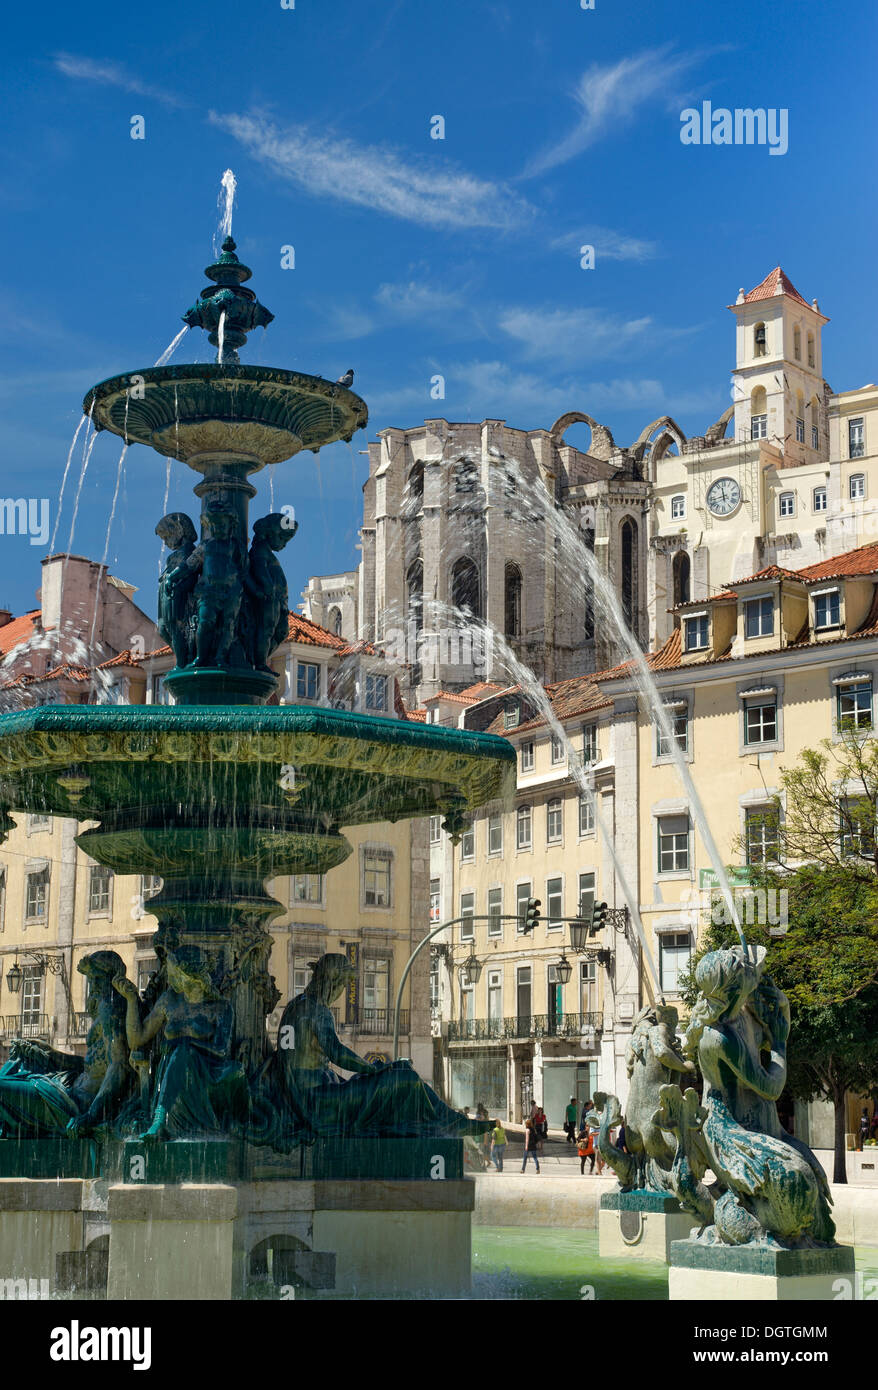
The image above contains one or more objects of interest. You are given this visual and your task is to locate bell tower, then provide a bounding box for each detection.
[729,267,829,465]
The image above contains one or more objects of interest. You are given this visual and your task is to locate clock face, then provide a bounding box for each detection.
[706,476,741,517]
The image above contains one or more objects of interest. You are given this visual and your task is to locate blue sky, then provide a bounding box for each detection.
[1,0,875,632]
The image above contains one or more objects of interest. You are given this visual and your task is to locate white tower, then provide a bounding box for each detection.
[730,267,829,464]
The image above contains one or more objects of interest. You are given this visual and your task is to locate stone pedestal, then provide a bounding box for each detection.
[0,1179,85,1290]
[107,1184,238,1301]
[599,1190,696,1262]
[0,1173,475,1300]
[669,1237,856,1301]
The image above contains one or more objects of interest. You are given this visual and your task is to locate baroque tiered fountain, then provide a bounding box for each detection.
[0,233,515,1299]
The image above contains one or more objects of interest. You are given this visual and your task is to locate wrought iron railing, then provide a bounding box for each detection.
[68,1012,92,1037]
[0,1013,51,1039]
[446,1011,602,1043]
[355,1008,409,1036]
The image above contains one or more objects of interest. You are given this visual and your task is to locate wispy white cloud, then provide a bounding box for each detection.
[497,305,695,365]
[209,111,536,232]
[369,359,722,431]
[53,53,186,108]
[523,45,718,177]
[373,281,468,317]
[549,225,659,263]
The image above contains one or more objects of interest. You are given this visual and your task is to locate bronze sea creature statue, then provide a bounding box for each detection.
[0,952,132,1139]
[595,1002,696,1192]
[664,945,834,1247]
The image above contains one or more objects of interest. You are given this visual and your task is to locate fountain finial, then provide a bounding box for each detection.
[182,233,274,364]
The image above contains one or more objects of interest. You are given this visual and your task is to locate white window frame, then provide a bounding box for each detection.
[517,804,532,851]
[460,823,475,862]
[744,594,774,639]
[659,932,691,995]
[795,418,805,444]
[579,794,595,837]
[850,472,866,501]
[87,864,113,916]
[296,661,321,701]
[849,418,865,460]
[515,880,532,934]
[546,797,563,844]
[778,491,795,518]
[813,587,841,631]
[488,814,503,857]
[520,740,534,772]
[813,485,827,513]
[684,613,709,652]
[362,849,393,909]
[751,414,768,441]
[550,735,565,765]
[460,891,475,942]
[545,874,564,930]
[487,886,503,938]
[670,494,686,521]
[291,873,324,907]
[657,815,690,875]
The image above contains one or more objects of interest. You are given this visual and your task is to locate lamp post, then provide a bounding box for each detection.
[5,961,22,994]
[555,953,573,986]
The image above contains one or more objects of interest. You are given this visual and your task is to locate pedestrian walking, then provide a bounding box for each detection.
[520,1119,541,1173]
[533,1103,548,1153]
[580,1097,592,1133]
[577,1127,595,1175]
[858,1107,871,1151]
[564,1096,578,1143]
[491,1119,507,1172]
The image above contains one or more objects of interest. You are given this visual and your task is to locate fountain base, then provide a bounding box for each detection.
[599,1190,696,1262]
[0,1172,475,1300]
[668,1235,855,1301]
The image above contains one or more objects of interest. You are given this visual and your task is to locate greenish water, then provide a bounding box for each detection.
[470,1228,878,1302]
[472,1228,667,1301]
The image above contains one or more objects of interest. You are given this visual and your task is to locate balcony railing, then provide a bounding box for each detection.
[355,1008,409,1036]
[0,1014,51,1040]
[68,1012,92,1037]
[446,1011,602,1043]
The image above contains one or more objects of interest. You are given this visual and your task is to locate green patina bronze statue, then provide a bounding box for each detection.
[595,1003,695,1193]
[256,954,490,1147]
[191,506,247,669]
[155,512,199,668]
[243,513,297,672]
[0,952,132,1139]
[113,946,249,1142]
[661,946,835,1248]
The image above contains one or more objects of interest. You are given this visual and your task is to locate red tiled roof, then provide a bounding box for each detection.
[97,650,141,669]
[459,681,505,700]
[338,638,382,658]
[722,565,800,588]
[796,542,878,584]
[740,267,810,309]
[404,707,428,722]
[425,690,480,705]
[0,610,40,659]
[287,612,347,649]
[481,674,610,737]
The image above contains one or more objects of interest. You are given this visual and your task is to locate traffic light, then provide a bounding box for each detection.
[590,900,608,936]
[524,898,541,933]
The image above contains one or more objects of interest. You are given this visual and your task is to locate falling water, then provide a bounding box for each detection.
[153,325,189,368]
[217,169,237,248]
[269,472,275,512]
[50,411,90,551]
[217,310,226,365]
[55,422,102,660]
[87,441,129,679]
[419,596,661,992]
[506,470,746,948]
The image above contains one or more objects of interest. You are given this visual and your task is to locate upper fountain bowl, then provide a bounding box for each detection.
[83,363,368,468]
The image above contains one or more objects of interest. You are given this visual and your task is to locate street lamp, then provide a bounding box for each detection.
[569,918,590,952]
[458,952,482,987]
[555,953,573,986]
[5,962,22,994]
